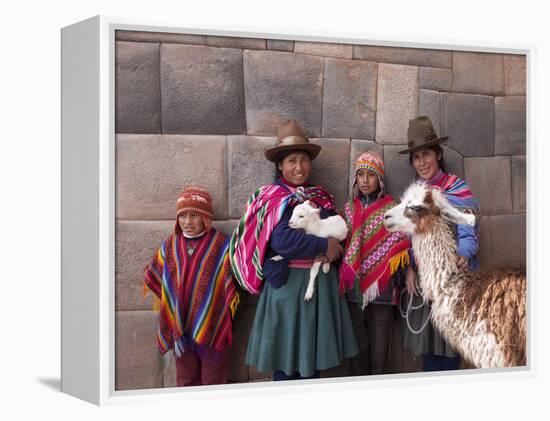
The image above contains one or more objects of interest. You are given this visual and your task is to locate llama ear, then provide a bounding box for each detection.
[432,189,476,226]
[440,202,476,226]
[444,208,476,226]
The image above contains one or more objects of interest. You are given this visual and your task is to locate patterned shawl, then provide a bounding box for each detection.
[230,180,335,294]
[429,171,480,215]
[340,195,411,308]
[144,229,239,355]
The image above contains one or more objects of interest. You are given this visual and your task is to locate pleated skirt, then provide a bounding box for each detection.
[245,266,359,377]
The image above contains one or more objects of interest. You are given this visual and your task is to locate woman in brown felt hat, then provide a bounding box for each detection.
[230,119,358,381]
[399,116,480,372]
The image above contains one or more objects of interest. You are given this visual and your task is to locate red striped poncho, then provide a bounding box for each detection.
[144,228,239,355]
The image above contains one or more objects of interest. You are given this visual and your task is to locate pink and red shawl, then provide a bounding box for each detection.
[230,182,335,294]
[144,229,239,355]
[340,195,411,308]
[430,171,474,200]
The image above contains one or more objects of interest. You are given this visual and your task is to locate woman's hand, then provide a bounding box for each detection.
[326,238,343,263]
[456,255,469,271]
[405,266,419,296]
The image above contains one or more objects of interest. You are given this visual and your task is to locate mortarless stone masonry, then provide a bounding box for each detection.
[114,34,527,389]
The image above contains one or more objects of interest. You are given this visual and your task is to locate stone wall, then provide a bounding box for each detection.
[114,30,527,390]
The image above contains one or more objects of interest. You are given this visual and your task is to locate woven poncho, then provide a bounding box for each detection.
[340,195,411,308]
[144,228,239,355]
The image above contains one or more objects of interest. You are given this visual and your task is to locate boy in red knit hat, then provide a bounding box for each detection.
[144,186,239,386]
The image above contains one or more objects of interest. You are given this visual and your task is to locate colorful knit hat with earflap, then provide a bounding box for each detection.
[354,152,385,198]
[175,186,214,234]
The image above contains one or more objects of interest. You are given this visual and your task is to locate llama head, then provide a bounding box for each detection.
[288,200,320,229]
[384,182,476,235]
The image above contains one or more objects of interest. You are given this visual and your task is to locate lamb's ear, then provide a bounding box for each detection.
[433,190,476,226]
[303,200,311,206]
[313,208,321,215]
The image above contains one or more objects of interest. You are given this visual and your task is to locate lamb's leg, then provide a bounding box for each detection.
[304,261,321,301]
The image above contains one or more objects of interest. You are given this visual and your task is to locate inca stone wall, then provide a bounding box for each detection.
[114,30,527,390]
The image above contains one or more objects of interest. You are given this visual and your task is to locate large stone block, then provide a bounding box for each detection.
[116,220,173,311]
[349,139,384,193]
[488,214,527,268]
[115,311,163,390]
[294,41,353,59]
[267,39,294,52]
[383,145,416,198]
[206,35,266,50]
[419,89,441,135]
[115,30,206,45]
[322,58,377,139]
[495,97,526,155]
[452,52,505,96]
[504,55,527,96]
[115,42,161,134]
[212,219,240,236]
[228,136,278,218]
[353,45,452,68]
[441,145,464,179]
[512,156,526,213]
[160,44,246,134]
[116,134,228,219]
[376,63,418,144]
[243,50,324,136]
[441,93,495,157]
[464,157,512,215]
[419,67,452,92]
[309,138,351,211]
[229,303,257,383]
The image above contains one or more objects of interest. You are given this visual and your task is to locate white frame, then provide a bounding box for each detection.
[61,15,535,406]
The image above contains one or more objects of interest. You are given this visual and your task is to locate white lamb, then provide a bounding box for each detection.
[271,200,348,301]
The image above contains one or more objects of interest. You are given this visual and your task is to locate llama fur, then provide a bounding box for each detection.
[271,200,348,301]
[384,183,526,368]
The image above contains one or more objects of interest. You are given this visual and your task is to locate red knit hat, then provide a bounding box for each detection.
[175,186,214,233]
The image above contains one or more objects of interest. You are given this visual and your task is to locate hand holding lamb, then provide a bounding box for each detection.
[287,200,348,301]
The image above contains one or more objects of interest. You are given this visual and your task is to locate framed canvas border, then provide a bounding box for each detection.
[61,14,535,406]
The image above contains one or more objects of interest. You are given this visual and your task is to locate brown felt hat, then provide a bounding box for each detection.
[264,119,321,162]
[399,116,448,154]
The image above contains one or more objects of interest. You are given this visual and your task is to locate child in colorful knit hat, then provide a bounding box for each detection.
[339,152,411,375]
[144,186,239,387]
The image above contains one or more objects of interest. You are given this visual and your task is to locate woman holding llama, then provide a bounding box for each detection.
[399,116,480,371]
[230,119,358,381]
[339,152,411,375]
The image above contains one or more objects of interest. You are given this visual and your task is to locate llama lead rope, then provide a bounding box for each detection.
[399,289,432,335]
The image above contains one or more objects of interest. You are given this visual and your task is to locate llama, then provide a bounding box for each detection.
[383,182,526,368]
[271,200,348,301]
